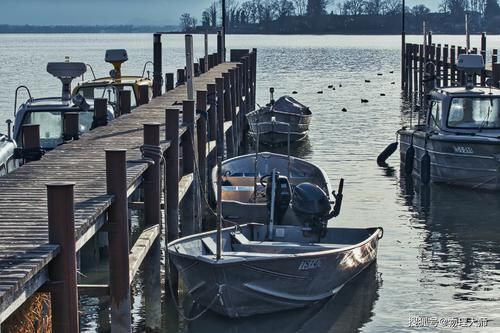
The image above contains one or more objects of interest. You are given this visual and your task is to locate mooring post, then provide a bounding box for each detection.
[481,32,487,86]
[412,44,418,100]
[165,108,180,298]
[194,63,200,77]
[207,84,217,143]
[215,77,225,159]
[405,44,411,95]
[199,58,206,73]
[436,44,442,87]
[176,68,186,86]
[185,34,195,100]
[204,32,209,72]
[222,72,235,157]
[105,149,132,332]
[142,123,162,331]
[196,90,208,231]
[153,33,163,98]
[63,112,80,141]
[47,182,79,333]
[458,46,466,85]
[450,46,456,85]
[443,45,449,87]
[138,85,150,106]
[181,100,196,236]
[21,124,42,162]
[492,63,500,88]
[208,54,214,70]
[251,48,257,107]
[118,90,131,115]
[418,44,424,96]
[229,69,239,152]
[93,98,108,128]
[217,31,223,64]
[165,73,174,91]
[493,49,498,64]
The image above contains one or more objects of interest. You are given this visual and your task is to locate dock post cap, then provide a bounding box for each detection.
[143,122,161,126]
[46,182,76,187]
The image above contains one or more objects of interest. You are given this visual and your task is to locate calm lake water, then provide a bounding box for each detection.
[0,34,499,332]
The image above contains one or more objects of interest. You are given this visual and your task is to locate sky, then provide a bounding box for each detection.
[0,1,438,26]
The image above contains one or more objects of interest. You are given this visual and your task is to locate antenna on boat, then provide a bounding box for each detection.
[47,62,87,101]
[269,87,275,105]
[105,49,128,80]
[268,168,277,240]
[254,119,260,203]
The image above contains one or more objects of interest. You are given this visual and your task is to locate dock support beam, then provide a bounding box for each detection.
[106,150,132,332]
[165,108,180,298]
[215,77,225,159]
[47,182,79,333]
[142,124,162,332]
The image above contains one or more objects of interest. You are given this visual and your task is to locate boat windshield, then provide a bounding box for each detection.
[76,84,137,107]
[447,97,500,129]
[21,110,94,149]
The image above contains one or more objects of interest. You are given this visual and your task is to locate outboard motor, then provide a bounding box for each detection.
[264,171,292,226]
[292,179,344,238]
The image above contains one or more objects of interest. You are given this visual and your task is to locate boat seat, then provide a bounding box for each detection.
[222,176,256,186]
[201,237,218,255]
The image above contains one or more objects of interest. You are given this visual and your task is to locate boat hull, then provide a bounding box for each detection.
[168,225,382,318]
[399,129,500,190]
[247,109,311,146]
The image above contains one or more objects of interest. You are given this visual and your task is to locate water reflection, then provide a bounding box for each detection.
[399,173,500,303]
[181,263,381,333]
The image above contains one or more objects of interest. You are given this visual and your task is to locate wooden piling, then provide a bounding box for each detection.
[222,72,234,157]
[481,32,487,86]
[418,44,424,95]
[63,112,79,141]
[185,35,194,100]
[165,108,180,298]
[138,85,150,106]
[204,32,209,72]
[176,69,186,86]
[493,49,498,64]
[493,63,500,87]
[450,46,456,85]
[165,73,174,91]
[105,150,132,332]
[93,98,108,128]
[217,31,223,64]
[207,84,217,142]
[181,100,196,236]
[142,123,161,331]
[196,90,208,232]
[443,45,449,86]
[153,33,163,98]
[47,182,79,333]
[215,77,225,159]
[199,58,206,73]
[118,90,131,115]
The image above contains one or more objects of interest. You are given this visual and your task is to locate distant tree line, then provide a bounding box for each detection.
[0,25,179,34]
[179,0,500,34]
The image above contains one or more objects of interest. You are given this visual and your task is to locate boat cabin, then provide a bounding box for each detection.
[426,87,500,137]
[12,61,114,152]
[73,49,152,109]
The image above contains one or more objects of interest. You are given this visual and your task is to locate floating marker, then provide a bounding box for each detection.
[377,73,383,76]
[332,87,336,90]
[365,80,371,83]
[292,91,298,94]
[341,108,347,112]
[317,91,323,94]
[361,99,369,103]
[389,71,394,74]
[380,93,386,96]
[391,82,395,84]
[328,85,333,88]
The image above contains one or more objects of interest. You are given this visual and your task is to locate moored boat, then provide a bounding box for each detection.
[0,129,17,176]
[168,223,383,318]
[398,54,500,190]
[211,152,332,224]
[73,49,152,110]
[12,61,115,156]
[247,89,312,146]
[169,151,383,318]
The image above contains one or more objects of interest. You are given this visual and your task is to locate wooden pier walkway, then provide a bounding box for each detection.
[0,41,257,332]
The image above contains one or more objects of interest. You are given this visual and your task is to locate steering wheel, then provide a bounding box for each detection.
[259,174,272,187]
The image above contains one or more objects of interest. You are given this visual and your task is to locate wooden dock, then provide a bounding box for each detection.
[0,36,256,332]
[402,32,500,99]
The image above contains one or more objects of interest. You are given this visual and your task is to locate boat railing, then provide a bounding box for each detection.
[142,61,154,79]
[14,85,33,117]
[82,64,97,81]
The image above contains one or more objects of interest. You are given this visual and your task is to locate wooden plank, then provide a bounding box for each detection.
[128,225,160,284]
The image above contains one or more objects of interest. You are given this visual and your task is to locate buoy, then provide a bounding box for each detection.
[420,152,431,184]
[339,84,342,87]
[328,85,333,88]
[341,107,347,112]
[377,73,383,76]
[332,87,336,90]
[390,71,394,74]
[380,93,386,96]
[361,99,369,103]
[317,91,323,94]
[365,80,371,83]
[391,82,395,84]
[292,91,298,94]
[377,142,398,166]
[404,146,415,175]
